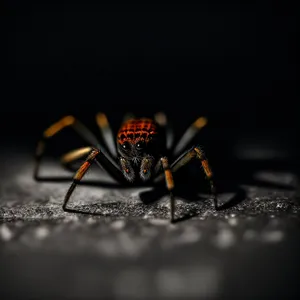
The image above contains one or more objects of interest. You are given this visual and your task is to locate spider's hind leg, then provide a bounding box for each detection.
[96,112,117,157]
[154,112,174,151]
[173,116,208,156]
[60,146,93,172]
[34,115,102,180]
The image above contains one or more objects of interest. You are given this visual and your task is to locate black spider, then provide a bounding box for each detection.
[34,112,217,222]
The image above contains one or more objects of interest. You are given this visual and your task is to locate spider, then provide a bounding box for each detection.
[34,112,218,222]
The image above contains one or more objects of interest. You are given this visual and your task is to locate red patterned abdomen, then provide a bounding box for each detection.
[117,118,158,145]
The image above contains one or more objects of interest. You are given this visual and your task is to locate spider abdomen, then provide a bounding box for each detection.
[117,118,158,145]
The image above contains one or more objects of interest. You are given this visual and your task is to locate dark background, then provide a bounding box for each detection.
[3,1,298,156]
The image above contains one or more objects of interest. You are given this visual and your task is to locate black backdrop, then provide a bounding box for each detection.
[3,1,299,161]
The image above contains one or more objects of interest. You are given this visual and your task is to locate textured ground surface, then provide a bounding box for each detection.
[1,147,300,299]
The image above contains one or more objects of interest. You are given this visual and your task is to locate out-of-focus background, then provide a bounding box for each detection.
[1,1,299,299]
[3,1,298,148]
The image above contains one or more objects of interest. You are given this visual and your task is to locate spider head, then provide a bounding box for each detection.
[118,138,157,182]
[117,139,153,165]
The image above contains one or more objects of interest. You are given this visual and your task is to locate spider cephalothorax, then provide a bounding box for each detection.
[117,118,165,182]
[34,112,217,222]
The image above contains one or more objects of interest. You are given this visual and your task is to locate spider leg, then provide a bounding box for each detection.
[34,115,114,179]
[96,112,117,157]
[173,116,208,156]
[60,146,93,172]
[154,111,174,150]
[122,112,135,122]
[61,145,124,182]
[63,148,99,213]
[160,157,176,222]
[155,146,218,210]
[63,147,125,214]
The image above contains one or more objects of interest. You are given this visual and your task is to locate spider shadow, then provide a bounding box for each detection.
[139,174,247,223]
[140,157,298,223]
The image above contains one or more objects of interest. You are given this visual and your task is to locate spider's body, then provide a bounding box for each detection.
[34,112,217,222]
[117,118,165,183]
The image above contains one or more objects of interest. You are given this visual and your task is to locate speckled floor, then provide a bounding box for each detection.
[1,148,300,299]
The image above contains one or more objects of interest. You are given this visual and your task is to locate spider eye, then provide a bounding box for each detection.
[136,142,144,150]
[121,142,129,150]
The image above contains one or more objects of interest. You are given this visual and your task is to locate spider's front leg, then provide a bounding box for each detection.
[63,148,124,214]
[160,157,176,222]
[194,147,218,209]
[63,148,100,213]
[155,146,218,210]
